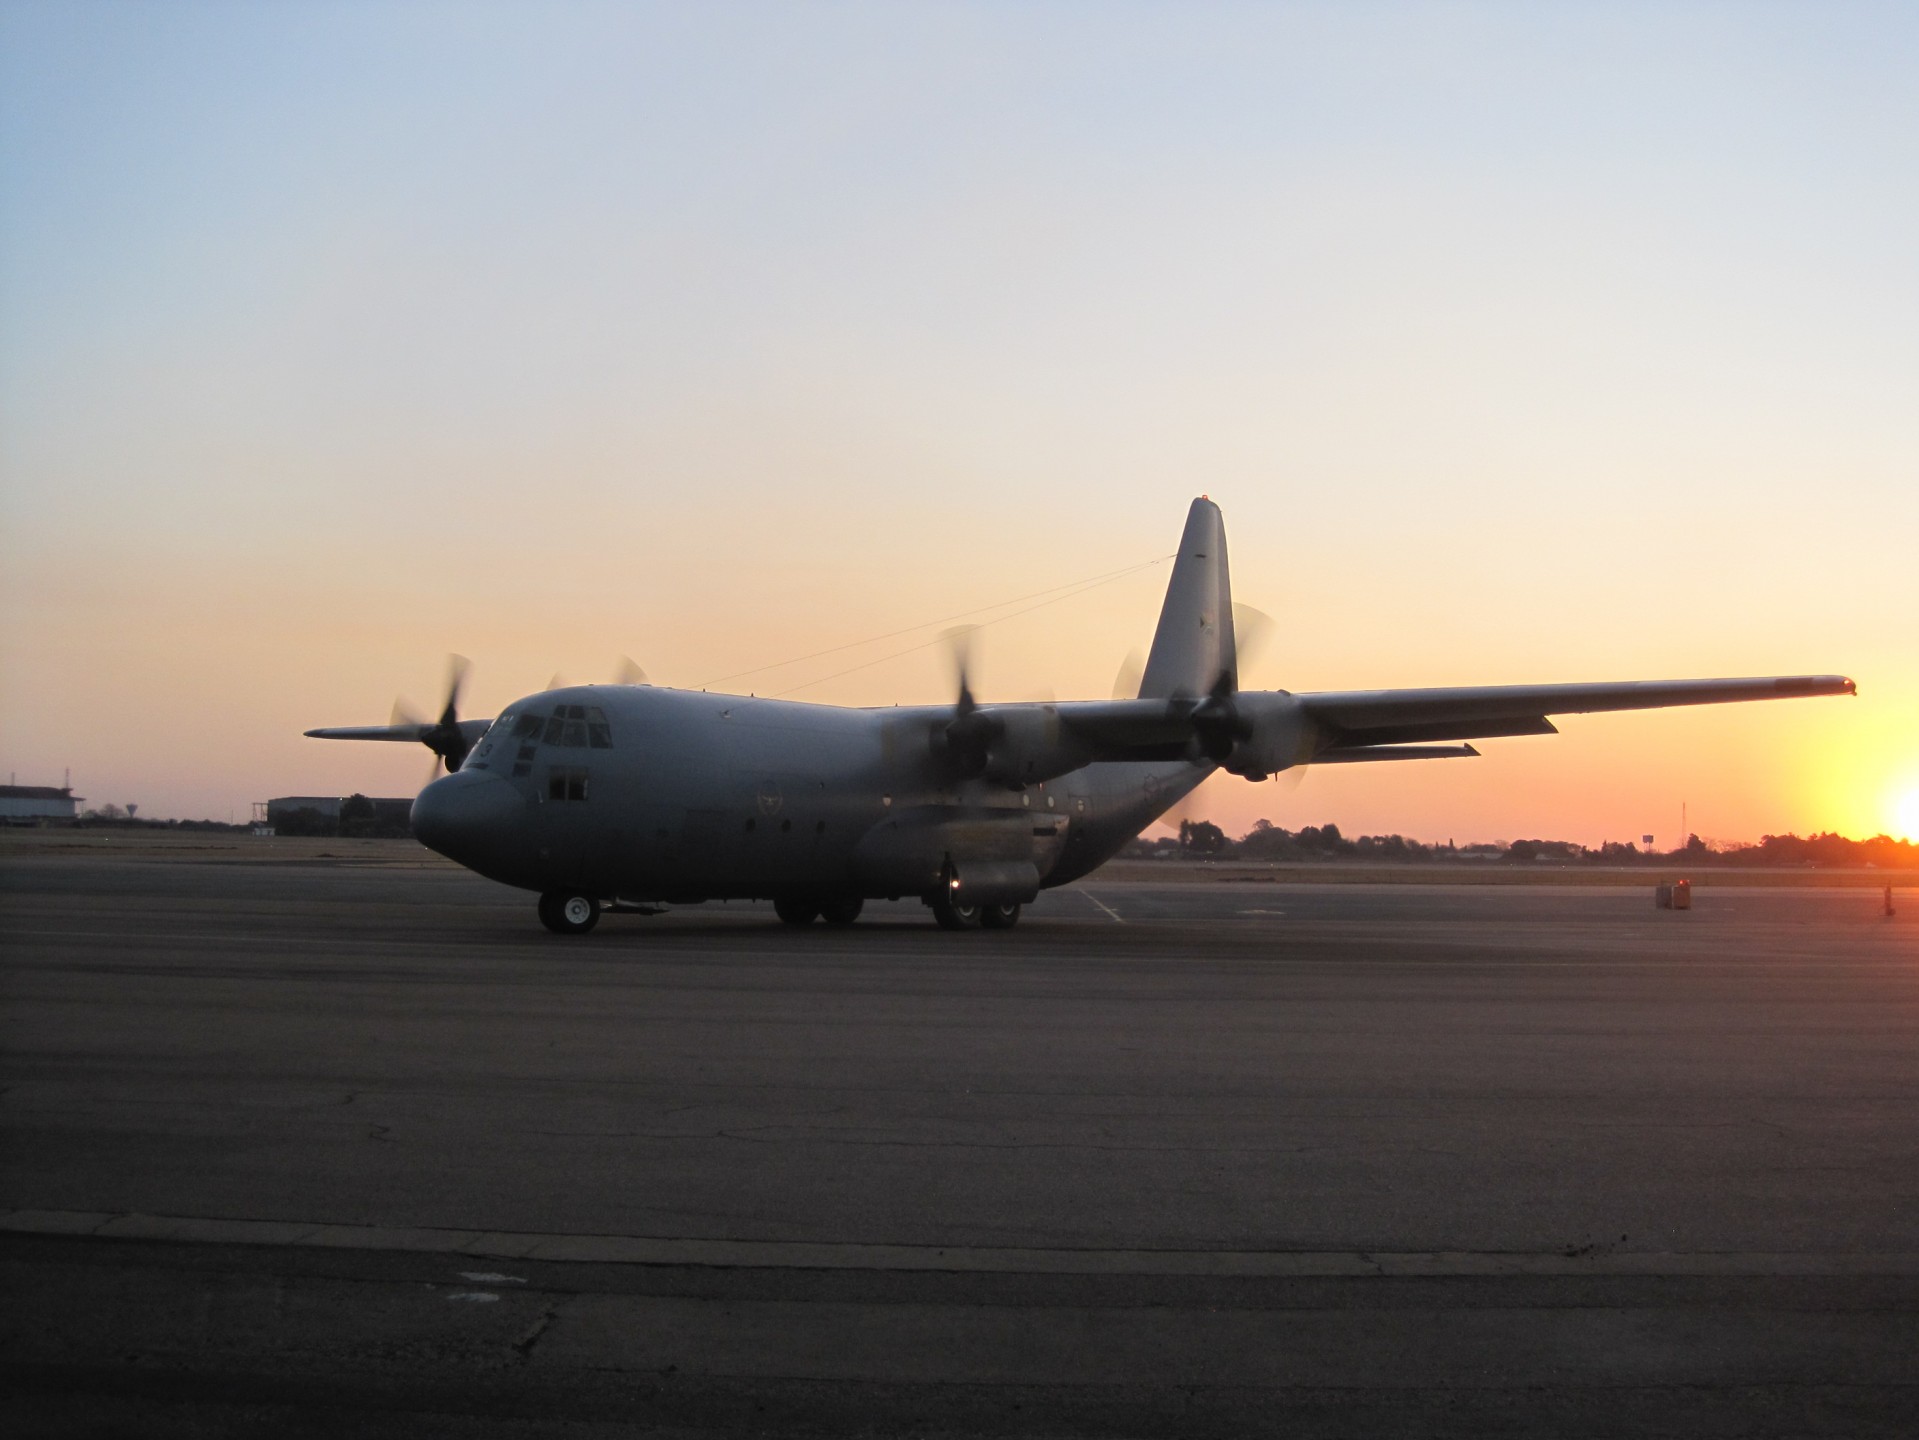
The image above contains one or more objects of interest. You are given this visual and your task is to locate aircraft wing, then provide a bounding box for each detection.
[1297,675,1855,749]
[1039,673,1854,777]
[305,719,494,745]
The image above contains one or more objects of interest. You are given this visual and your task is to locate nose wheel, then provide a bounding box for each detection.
[538,891,601,935]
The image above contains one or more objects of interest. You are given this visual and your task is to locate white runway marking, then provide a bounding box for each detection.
[1237,908,1286,916]
[459,1271,526,1284]
[1082,892,1125,923]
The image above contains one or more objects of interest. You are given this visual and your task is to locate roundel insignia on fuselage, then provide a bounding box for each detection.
[757,780,783,817]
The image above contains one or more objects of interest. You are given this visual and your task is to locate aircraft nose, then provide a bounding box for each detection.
[411,771,523,864]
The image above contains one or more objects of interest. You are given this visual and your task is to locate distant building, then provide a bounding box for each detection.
[265,796,347,824]
[262,795,414,837]
[0,784,83,824]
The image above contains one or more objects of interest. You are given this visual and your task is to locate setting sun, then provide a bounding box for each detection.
[1896,787,1919,844]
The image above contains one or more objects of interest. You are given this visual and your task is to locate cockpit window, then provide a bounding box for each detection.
[512,713,542,740]
[525,702,616,749]
[464,711,516,771]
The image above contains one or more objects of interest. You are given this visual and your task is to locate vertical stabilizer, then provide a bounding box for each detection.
[1138,498,1236,699]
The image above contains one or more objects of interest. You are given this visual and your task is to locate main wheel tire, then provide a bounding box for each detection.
[819,897,864,926]
[774,897,820,926]
[539,891,601,935]
[930,892,983,930]
[980,902,1022,930]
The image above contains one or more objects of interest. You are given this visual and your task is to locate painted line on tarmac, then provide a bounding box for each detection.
[1081,892,1126,923]
[7,1209,1918,1278]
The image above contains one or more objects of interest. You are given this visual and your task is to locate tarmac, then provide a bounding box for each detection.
[3,836,1916,1436]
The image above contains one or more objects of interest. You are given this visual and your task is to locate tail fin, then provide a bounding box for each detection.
[1138,497,1235,699]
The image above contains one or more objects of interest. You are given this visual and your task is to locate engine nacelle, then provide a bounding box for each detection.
[979,707,1094,788]
[933,706,1094,789]
[1213,691,1316,779]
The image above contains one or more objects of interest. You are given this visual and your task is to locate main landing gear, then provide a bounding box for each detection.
[538,891,601,935]
[929,893,1022,931]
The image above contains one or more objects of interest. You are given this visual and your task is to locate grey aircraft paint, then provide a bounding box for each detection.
[311,498,1855,931]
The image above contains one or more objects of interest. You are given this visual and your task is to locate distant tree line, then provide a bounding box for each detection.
[76,810,248,832]
[1123,820,1917,870]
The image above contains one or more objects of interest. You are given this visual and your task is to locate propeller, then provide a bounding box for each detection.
[614,655,648,686]
[1175,604,1281,767]
[1188,666,1250,763]
[941,625,980,713]
[1111,647,1144,701]
[936,626,998,776]
[1232,603,1275,684]
[392,654,474,780]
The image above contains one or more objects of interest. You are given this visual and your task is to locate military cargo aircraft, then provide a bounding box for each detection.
[308,498,1854,934]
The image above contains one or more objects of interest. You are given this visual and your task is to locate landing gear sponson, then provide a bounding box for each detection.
[535,891,1021,934]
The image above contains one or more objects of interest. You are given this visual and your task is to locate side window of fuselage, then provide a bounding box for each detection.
[546,766,589,802]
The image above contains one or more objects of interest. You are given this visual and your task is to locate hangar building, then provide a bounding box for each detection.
[0,784,82,824]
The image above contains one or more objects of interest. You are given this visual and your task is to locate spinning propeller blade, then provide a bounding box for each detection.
[1232,604,1275,681]
[940,625,979,715]
[420,654,473,774]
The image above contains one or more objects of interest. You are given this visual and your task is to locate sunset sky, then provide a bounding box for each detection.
[2,2,1914,845]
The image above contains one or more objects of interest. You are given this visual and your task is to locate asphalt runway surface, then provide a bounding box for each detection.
[3,844,1916,1436]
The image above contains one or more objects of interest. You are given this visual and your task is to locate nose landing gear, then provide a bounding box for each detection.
[538,891,601,935]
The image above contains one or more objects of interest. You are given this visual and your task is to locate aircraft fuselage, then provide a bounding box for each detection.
[410,683,1208,905]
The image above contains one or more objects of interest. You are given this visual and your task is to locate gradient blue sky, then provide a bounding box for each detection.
[2,2,1914,841]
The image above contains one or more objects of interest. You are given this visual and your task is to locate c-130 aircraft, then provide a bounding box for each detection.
[309,498,1853,934]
